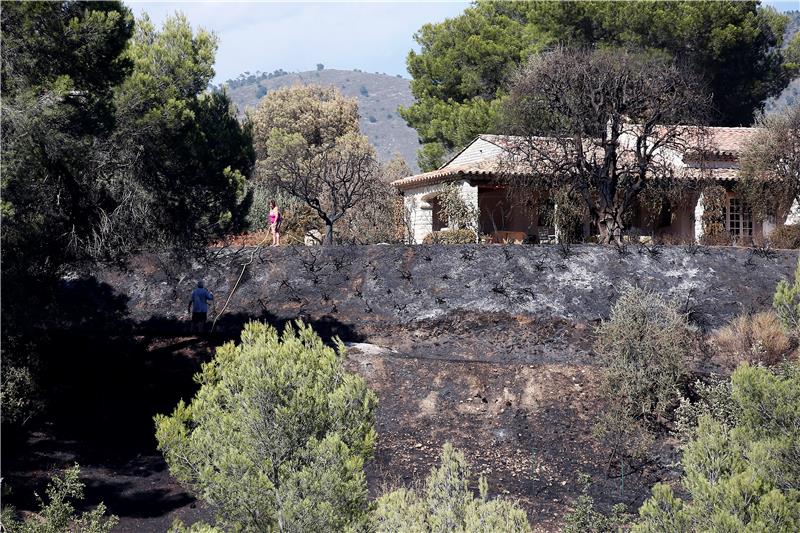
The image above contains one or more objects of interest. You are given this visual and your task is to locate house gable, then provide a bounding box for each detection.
[443,136,506,169]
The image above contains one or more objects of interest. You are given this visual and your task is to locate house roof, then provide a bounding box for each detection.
[706,126,761,157]
[392,127,760,191]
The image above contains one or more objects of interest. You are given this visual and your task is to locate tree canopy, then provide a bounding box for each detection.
[1,4,254,425]
[252,85,383,244]
[155,321,377,532]
[504,47,710,242]
[402,0,796,170]
[737,104,800,220]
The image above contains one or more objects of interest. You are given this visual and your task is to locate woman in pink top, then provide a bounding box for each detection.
[268,200,282,246]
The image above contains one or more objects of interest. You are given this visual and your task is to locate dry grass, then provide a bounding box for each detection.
[711,311,796,367]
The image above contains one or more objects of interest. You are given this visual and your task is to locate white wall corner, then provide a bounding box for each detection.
[786,198,800,226]
[693,193,705,243]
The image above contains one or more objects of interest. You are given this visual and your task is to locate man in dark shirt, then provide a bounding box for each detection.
[188,280,214,333]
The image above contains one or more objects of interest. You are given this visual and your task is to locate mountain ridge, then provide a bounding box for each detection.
[225,68,421,172]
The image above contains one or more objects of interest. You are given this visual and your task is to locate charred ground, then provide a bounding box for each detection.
[3,245,797,532]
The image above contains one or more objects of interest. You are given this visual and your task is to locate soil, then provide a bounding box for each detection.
[7,245,791,531]
[4,311,679,532]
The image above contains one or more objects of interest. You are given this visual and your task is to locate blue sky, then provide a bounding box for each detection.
[131,1,470,83]
[130,0,798,85]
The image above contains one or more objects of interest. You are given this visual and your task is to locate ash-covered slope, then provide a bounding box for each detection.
[93,245,798,333]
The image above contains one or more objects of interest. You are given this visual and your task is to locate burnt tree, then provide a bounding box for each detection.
[504,47,711,243]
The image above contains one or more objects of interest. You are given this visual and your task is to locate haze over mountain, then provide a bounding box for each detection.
[226,68,420,172]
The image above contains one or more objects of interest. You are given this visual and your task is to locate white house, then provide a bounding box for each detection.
[392,129,800,244]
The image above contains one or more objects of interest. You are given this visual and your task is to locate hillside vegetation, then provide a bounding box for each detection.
[226,68,420,171]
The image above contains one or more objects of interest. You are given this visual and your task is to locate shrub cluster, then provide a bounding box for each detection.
[768,224,800,249]
[711,311,794,367]
[774,259,800,333]
[155,322,532,531]
[373,444,531,532]
[422,228,477,244]
[594,285,691,459]
[634,362,800,532]
[562,473,630,533]
[2,465,117,533]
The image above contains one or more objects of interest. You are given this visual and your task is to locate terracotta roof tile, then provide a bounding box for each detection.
[393,127,760,190]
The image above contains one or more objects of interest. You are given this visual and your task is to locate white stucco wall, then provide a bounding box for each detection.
[786,199,800,226]
[402,179,479,243]
[694,193,705,243]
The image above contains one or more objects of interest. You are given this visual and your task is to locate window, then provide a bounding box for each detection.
[727,198,752,239]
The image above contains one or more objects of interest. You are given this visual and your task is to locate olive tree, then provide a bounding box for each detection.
[373,443,531,532]
[155,321,377,532]
[252,85,383,244]
[504,47,710,243]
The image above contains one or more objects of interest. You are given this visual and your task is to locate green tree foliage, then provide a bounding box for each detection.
[535,1,793,126]
[0,0,134,267]
[1,6,253,425]
[594,286,691,461]
[786,32,800,71]
[634,362,800,532]
[0,0,134,426]
[1,465,117,533]
[155,321,377,532]
[252,85,383,244]
[400,1,543,170]
[109,13,254,253]
[402,0,794,168]
[373,443,531,532]
[774,259,800,333]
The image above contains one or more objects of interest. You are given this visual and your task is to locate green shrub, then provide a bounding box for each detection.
[168,520,223,533]
[769,224,800,249]
[774,259,800,333]
[373,443,531,532]
[0,363,41,426]
[155,321,378,532]
[634,362,800,532]
[562,474,631,533]
[673,376,736,444]
[1,465,117,533]
[422,228,477,244]
[594,286,691,459]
